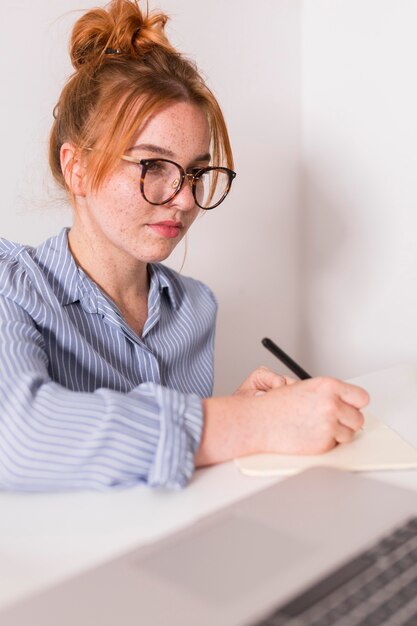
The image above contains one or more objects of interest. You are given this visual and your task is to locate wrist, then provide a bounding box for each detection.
[195,395,264,467]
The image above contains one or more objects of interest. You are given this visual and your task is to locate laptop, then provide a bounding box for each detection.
[2,466,417,626]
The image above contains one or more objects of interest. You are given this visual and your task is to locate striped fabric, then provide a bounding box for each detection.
[0,228,217,491]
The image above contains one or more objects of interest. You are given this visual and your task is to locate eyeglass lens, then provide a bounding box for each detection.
[143,160,230,209]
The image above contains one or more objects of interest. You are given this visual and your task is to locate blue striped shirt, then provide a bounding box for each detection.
[0,228,217,491]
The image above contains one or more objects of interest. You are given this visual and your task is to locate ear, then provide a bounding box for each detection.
[60,142,87,197]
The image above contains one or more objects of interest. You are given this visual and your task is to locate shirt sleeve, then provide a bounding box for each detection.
[0,294,204,492]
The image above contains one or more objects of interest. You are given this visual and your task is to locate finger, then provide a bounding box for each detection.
[334,421,358,445]
[313,377,370,409]
[283,376,297,386]
[254,367,288,391]
[337,405,365,432]
[338,382,370,409]
[255,376,296,396]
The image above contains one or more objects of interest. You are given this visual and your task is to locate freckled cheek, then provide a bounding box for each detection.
[101,187,151,226]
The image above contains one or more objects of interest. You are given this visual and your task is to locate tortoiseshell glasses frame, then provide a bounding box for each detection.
[121,155,236,210]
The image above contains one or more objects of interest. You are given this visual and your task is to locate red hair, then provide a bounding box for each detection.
[49,0,233,193]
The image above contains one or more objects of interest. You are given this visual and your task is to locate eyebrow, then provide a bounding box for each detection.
[128,143,211,163]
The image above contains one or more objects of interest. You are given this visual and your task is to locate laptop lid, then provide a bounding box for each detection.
[2,467,417,626]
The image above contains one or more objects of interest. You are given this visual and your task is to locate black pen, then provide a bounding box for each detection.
[261,337,312,380]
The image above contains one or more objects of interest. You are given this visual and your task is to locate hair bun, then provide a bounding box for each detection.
[70,0,175,69]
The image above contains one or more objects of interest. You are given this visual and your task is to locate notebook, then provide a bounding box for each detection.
[1,467,417,626]
[235,413,417,477]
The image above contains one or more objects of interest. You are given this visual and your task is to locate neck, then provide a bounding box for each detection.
[68,225,149,306]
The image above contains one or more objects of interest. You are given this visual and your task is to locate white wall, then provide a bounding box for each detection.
[0,0,302,395]
[3,1,415,393]
[301,0,417,379]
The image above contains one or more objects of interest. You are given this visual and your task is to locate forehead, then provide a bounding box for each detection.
[131,101,210,158]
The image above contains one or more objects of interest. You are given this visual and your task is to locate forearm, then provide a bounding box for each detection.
[195,395,265,466]
[0,298,204,491]
[0,375,202,491]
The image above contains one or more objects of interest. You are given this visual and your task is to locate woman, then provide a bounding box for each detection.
[0,0,368,490]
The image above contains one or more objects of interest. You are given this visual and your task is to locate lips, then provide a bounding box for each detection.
[148,220,183,239]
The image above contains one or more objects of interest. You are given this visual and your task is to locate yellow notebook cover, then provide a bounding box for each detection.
[235,414,417,477]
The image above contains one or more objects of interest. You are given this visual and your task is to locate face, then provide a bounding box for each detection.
[72,101,211,267]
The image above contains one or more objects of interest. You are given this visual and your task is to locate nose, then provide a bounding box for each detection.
[169,175,196,212]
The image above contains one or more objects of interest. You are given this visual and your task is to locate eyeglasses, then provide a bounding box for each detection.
[121,156,236,210]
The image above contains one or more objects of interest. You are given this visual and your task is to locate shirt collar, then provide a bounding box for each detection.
[148,263,181,311]
[35,228,81,306]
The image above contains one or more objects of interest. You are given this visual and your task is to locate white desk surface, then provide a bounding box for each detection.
[1,364,417,610]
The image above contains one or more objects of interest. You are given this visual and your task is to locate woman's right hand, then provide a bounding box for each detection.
[252,376,368,455]
[196,376,369,466]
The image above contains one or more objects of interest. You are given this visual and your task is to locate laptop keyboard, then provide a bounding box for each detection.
[255,516,417,626]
